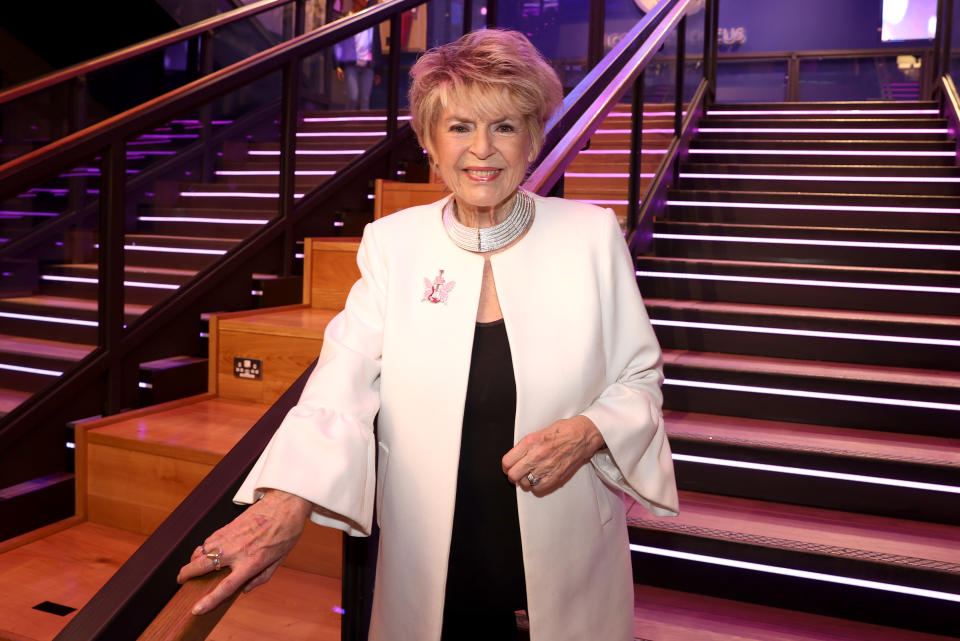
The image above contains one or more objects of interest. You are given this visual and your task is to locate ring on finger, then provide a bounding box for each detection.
[206,547,223,571]
[526,472,541,487]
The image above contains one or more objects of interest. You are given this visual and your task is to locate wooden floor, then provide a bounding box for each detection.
[2,520,955,641]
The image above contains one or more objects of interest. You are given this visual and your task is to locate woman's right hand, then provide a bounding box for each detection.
[176,489,312,615]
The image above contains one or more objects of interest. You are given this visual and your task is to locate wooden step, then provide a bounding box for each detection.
[0,521,341,641]
[661,348,960,437]
[645,297,960,371]
[75,394,342,578]
[628,491,960,637]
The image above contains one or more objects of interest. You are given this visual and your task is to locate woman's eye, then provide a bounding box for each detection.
[449,124,469,133]
[496,124,515,133]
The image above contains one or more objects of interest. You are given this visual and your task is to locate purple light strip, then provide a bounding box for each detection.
[0,210,59,217]
[180,191,305,199]
[41,275,180,290]
[0,363,63,377]
[125,244,227,256]
[0,311,97,327]
[136,133,200,139]
[666,199,960,215]
[248,149,364,156]
[597,128,674,134]
[680,172,960,183]
[610,111,687,117]
[565,172,655,178]
[127,140,171,146]
[139,216,269,225]
[126,150,177,156]
[689,148,956,157]
[575,199,630,205]
[579,149,669,155]
[664,378,960,412]
[215,169,335,176]
[296,131,385,137]
[636,270,960,295]
[302,115,412,122]
[707,109,939,116]
[650,319,960,347]
[698,127,949,134]
[653,232,960,251]
[673,453,960,494]
[631,543,960,602]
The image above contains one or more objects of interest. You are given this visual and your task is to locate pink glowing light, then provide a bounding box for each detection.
[652,232,960,251]
[636,270,960,295]
[698,127,949,134]
[688,148,956,157]
[666,199,960,215]
[679,172,960,183]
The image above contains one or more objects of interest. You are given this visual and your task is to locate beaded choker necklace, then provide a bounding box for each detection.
[442,190,534,253]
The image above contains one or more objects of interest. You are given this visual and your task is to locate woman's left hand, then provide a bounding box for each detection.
[502,415,605,495]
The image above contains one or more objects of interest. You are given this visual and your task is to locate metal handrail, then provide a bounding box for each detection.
[0,0,299,106]
[0,0,418,199]
[525,0,691,195]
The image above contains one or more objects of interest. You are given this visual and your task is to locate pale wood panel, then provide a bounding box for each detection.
[374,179,448,219]
[0,522,145,641]
[216,330,323,405]
[138,568,241,641]
[208,566,341,641]
[306,239,361,310]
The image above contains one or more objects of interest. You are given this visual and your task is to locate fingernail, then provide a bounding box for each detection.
[192,604,204,615]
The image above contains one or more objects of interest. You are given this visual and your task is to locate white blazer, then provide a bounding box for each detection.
[236,192,679,641]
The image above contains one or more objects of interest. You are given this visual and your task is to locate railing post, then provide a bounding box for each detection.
[486,0,498,28]
[99,141,127,415]
[463,0,473,33]
[588,0,606,70]
[787,53,800,102]
[673,15,686,186]
[279,59,301,278]
[710,0,719,93]
[200,31,216,183]
[387,12,402,177]
[703,0,718,103]
[940,0,954,80]
[295,0,307,36]
[627,71,645,236]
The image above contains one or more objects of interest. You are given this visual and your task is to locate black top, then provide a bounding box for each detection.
[443,319,527,612]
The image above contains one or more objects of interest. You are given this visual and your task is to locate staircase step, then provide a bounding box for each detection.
[707,101,938,112]
[136,207,272,237]
[687,139,958,165]
[665,410,960,522]
[661,349,960,436]
[676,163,960,196]
[39,264,196,306]
[108,234,238,270]
[0,296,148,343]
[666,189,960,230]
[697,117,949,141]
[636,255,960,315]
[628,491,960,637]
[652,220,960,269]
[0,333,92,392]
[645,298,960,370]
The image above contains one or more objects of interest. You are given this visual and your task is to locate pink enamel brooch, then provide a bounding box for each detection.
[422,269,456,304]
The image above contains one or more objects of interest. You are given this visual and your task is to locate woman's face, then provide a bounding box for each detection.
[430,93,533,218]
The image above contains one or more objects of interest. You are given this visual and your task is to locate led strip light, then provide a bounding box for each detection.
[698,127,949,134]
[597,128,675,134]
[0,311,97,327]
[248,149,365,156]
[41,275,180,290]
[688,148,955,157]
[651,233,960,251]
[630,544,960,603]
[706,109,939,116]
[664,378,960,412]
[0,363,63,376]
[296,131,385,137]
[650,319,960,347]
[180,191,305,198]
[302,115,412,122]
[671,453,960,494]
[124,245,227,256]
[636,270,960,295]
[579,149,668,154]
[665,199,960,215]
[679,172,960,183]
[565,172,656,178]
[138,216,269,225]
[215,170,336,176]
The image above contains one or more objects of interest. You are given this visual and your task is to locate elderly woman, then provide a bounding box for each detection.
[178,29,677,640]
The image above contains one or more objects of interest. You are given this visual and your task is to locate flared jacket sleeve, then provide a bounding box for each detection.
[233,223,386,536]
[580,211,679,517]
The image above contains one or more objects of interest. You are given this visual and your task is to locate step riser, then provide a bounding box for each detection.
[628,534,958,639]
[663,380,956,438]
[651,238,960,270]
[697,132,949,141]
[665,205,960,231]
[653,325,960,372]
[137,220,264,237]
[40,280,175,306]
[91,250,222,271]
[677,178,960,196]
[0,318,96,344]
[671,444,960,524]
[638,276,960,316]
[686,153,957,166]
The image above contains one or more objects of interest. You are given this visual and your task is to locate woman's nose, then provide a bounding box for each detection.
[469,128,494,158]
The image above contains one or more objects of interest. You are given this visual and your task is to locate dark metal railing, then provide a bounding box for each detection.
[0,0,306,145]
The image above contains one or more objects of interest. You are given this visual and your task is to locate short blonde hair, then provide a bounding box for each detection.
[408,29,563,160]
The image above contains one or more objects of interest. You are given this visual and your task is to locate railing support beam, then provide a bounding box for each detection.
[98,142,127,415]
[279,59,301,277]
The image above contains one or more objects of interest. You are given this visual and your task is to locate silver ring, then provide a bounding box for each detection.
[526,473,541,487]
[206,548,222,571]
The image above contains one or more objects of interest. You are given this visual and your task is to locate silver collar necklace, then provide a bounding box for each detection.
[442,190,534,253]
